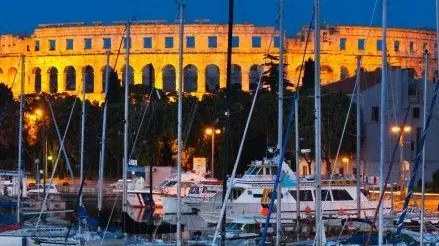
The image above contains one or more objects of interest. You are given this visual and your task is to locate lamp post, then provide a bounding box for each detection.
[391,125,411,199]
[205,127,221,177]
[342,157,349,176]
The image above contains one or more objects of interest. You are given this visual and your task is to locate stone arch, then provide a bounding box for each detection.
[32,67,42,93]
[8,67,17,83]
[48,67,58,93]
[0,68,3,82]
[121,65,134,85]
[64,66,76,91]
[142,64,155,89]
[205,64,219,92]
[340,66,349,80]
[162,64,176,92]
[321,65,335,83]
[231,64,242,90]
[249,64,262,91]
[83,65,94,93]
[183,64,198,92]
[101,65,115,93]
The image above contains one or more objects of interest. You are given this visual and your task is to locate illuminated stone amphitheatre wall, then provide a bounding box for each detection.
[0,22,436,102]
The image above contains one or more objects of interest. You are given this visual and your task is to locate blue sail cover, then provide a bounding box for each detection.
[78,205,98,229]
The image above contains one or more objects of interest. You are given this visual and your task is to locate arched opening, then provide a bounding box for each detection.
[48,67,58,93]
[83,65,94,93]
[101,65,115,92]
[122,65,134,85]
[249,64,262,91]
[162,65,176,92]
[183,64,198,92]
[65,66,76,91]
[142,64,155,89]
[340,66,349,80]
[8,67,17,83]
[321,65,335,83]
[231,64,242,90]
[205,64,219,92]
[33,68,42,93]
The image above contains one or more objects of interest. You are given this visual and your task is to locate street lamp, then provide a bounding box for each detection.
[205,127,221,177]
[391,125,412,199]
[342,157,350,176]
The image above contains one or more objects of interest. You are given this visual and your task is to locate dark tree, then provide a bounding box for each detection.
[261,54,293,92]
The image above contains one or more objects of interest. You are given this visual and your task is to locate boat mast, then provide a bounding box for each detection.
[276,0,284,245]
[314,0,323,245]
[122,22,130,223]
[177,1,184,245]
[17,55,24,224]
[79,59,86,209]
[420,49,428,246]
[379,0,387,244]
[355,56,362,218]
[98,51,110,215]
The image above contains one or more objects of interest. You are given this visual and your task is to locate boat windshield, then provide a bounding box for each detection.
[189,186,200,194]
[163,181,177,187]
[245,166,261,175]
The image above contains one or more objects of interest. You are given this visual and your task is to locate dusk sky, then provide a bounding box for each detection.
[0,0,436,36]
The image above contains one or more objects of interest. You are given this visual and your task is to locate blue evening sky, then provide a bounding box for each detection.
[0,0,436,36]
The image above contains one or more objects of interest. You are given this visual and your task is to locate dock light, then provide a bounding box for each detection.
[47,155,53,161]
[391,125,411,133]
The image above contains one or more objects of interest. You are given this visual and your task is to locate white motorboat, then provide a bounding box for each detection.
[197,156,390,224]
[161,180,222,214]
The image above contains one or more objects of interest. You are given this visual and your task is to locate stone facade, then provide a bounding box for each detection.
[0,22,437,102]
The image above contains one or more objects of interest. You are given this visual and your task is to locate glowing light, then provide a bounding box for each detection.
[391,125,412,133]
[47,156,53,161]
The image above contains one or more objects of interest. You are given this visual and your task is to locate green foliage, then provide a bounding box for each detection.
[0,78,355,180]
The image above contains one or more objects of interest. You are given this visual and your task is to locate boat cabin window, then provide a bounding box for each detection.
[314,189,332,201]
[360,188,369,197]
[289,190,313,201]
[189,186,200,194]
[270,166,278,175]
[164,181,177,187]
[230,188,244,200]
[253,193,263,198]
[332,189,353,201]
[243,223,260,233]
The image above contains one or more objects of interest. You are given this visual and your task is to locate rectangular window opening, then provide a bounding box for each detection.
[394,40,400,52]
[252,36,261,48]
[377,40,383,51]
[165,37,174,48]
[232,36,239,48]
[143,37,152,48]
[49,40,56,51]
[34,40,40,51]
[186,36,195,48]
[358,39,365,50]
[208,36,217,48]
[84,38,92,50]
[103,38,112,49]
[274,36,280,48]
[66,39,74,50]
[339,38,346,50]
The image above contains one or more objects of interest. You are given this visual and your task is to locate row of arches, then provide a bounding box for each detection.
[30,64,264,93]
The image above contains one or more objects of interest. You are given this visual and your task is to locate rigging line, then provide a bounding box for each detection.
[396,81,439,235]
[9,59,21,92]
[211,21,279,245]
[183,100,198,148]
[294,7,315,89]
[128,86,154,160]
[44,97,74,179]
[113,26,128,71]
[365,105,410,245]
[35,97,78,229]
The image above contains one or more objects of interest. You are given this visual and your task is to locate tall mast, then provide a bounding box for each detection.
[176,2,184,245]
[122,22,130,218]
[17,55,24,224]
[420,50,428,246]
[379,0,387,244]
[355,56,362,218]
[276,0,284,245]
[79,60,86,208]
[314,0,323,245]
[221,0,234,245]
[98,51,110,214]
